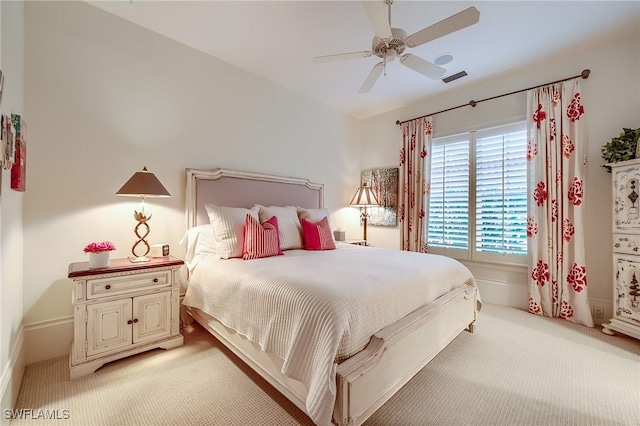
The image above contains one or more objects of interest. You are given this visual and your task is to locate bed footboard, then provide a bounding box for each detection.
[333,285,478,426]
[187,286,478,426]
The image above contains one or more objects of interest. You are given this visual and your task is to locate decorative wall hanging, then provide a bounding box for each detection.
[361,167,399,226]
[2,114,14,170]
[0,114,4,170]
[0,69,4,106]
[11,115,25,191]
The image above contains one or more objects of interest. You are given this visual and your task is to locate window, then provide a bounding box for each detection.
[427,122,527,264]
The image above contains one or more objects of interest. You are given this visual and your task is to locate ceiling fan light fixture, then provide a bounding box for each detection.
[385,49,397,61]
[313,3,480,92]
[434,54,454,66]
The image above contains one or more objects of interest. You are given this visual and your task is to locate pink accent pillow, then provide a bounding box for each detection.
[301,217,336,251]
[243,214,283,260]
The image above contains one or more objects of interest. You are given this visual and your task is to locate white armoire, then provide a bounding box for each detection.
[604,159,640,340]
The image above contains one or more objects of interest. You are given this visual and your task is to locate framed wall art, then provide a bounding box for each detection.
[0,114,4,170]
[2,114,14,170]
[361,167,399,227]
[11,115,25,192]
[0,69,4,106]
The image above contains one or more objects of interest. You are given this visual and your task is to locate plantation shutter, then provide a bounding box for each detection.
[428,137,469,250]
[427,121,527,264]
[475,124,528,257]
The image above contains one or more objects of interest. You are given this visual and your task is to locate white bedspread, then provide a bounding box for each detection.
[182,243,479,425]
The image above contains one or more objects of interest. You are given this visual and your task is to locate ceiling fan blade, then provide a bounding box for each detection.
[359,62,385,93]
[400,54,446,79]
[406,6,480,48]
[312,51,373,63]
[362,0,392,40]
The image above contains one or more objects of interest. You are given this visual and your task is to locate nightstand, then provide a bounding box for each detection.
[68,256,184,379]
[346,239,369,246]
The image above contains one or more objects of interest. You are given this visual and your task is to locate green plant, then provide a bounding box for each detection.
[601,128,640,172]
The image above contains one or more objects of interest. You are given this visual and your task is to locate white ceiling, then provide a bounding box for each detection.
[87,1,640,119]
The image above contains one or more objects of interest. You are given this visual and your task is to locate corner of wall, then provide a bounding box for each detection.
[24,317,73,365]
[0,326,25,426]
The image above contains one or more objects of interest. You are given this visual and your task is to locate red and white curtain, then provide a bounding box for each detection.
[526,79,594,327]
[399,117,433,252]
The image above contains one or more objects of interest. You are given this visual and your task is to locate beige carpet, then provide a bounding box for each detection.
[10,304,640,425]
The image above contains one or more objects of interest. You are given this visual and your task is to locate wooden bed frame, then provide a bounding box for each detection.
[184,168,479,426]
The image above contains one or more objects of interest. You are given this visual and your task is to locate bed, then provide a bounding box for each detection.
[181,168,480,426]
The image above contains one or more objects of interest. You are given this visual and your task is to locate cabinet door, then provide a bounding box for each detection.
[87,299,133,357]
[133,292,171,344]
[614,255,640,323]
[613,164,640,232]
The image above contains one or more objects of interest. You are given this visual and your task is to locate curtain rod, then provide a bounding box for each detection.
[395,69,591,126]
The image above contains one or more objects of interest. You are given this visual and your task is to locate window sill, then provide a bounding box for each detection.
[457,258,527,272]
[426,248,527,270]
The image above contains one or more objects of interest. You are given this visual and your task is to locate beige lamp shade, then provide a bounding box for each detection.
[116,167,170,263]
[350,184,379,207]
[350,183,379,243]
[116,167,170,198]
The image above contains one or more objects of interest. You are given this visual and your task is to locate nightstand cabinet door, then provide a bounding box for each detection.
[87,299,134,357]
[69,256,185,379]
[133,292,172,344]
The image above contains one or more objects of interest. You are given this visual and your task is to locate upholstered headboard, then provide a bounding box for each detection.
[185,168,324,228]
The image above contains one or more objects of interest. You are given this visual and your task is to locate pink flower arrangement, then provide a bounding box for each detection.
[83,241,116,254]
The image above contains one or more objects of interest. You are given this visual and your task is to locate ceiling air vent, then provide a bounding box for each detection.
[442,71,468,84]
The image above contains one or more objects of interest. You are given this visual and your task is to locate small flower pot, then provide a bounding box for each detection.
[88,251,110,269]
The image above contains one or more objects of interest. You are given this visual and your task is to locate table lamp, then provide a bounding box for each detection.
[349,183,379,242]
[116,167,171,262]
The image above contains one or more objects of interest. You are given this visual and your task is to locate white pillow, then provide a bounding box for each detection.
[255,205,303,250]
[179,224,217,271]
[205,204,259,259]
[297,207,332,223]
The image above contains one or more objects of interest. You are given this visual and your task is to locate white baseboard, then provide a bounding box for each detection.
[477,277,613,327]
[24,316,73,365]
[460,260,529,310]
[475,278,529,309]
[0,326,25,426]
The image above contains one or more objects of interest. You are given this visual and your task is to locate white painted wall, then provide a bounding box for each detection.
[361,22,640,319]
[0,1,25,422]
[10,0,640,369]
[21,1,363,363]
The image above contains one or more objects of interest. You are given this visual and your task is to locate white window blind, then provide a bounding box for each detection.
[475,124,528,258]
[427,122,527,264]
[429,138,469,250]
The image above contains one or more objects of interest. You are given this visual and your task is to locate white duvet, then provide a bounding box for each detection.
[182,243,479,425]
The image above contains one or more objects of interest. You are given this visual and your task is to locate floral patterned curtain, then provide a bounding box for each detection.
[527,79,594,327]
[399,117,433,252]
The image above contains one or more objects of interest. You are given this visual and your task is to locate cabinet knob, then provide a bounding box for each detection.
[127,319,133,325]
[153,278,159,283]
[105,285,111,290]
[133,318,139,323]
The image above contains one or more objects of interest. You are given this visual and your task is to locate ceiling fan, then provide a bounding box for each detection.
[312,0,480,93]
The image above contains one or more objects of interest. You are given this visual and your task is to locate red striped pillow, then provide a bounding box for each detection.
[243,214,283,260]
[301,217,336,251]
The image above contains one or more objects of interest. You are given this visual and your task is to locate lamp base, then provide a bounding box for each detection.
[128,255,151,263]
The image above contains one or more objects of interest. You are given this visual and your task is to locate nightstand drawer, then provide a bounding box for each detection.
[87,270,171,300]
